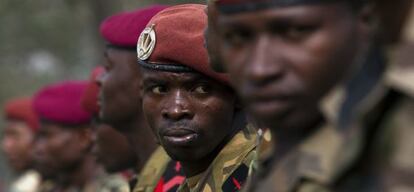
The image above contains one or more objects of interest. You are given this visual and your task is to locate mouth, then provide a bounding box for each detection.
[161,128,198,147]
[243,92,296,120]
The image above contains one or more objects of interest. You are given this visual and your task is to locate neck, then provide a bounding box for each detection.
[270,107,323,164]
[181,111,246,177]
[122,118,158,172]
[58,155,97,190]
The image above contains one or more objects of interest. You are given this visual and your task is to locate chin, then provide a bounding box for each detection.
[164,147,203,162]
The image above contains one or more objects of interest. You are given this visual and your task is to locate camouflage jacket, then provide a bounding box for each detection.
[177,125,258,192]
[133,147,185,192]
[246,49,414,192]
[37,173,129,192]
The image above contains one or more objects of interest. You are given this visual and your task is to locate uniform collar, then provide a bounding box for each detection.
[179,124,257,192]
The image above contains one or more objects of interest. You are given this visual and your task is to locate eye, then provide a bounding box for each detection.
[151,86,168,94]
[193,84,210,94]
[222,28,253,48]
[285,25,316,40]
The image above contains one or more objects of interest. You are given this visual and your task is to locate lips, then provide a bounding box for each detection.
[161,128,198,147]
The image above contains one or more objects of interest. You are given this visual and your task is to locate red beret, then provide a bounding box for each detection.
[100,5,169,48]
[33,81,92,126]
[4,97,39,132]
[81,67,104,115]
[137,4,230,85]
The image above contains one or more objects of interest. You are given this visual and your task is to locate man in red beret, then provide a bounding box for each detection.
[2,97,41,192]
[82,67,137,176]
[137,4,258,191]
[98,5,186,192]
[208,0,414,191]
[33,81,128,192]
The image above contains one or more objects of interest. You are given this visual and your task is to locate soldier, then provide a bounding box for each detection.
[137,4,258,191]
[82,67,136,174]
[81,66,135,189]
[33,81,128,192]
[2,97,41,192]
[209,0,414,191]
[98,6,185,192]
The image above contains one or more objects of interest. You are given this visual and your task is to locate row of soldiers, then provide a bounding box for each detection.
[2,0,414,191]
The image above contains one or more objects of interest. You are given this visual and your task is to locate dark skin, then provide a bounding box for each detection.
[98,47,157,171]
[90,119,137,173]
[215,3,374,159]
[34,123,97,190]
[207,0,226,73]
[141,69,239,177]
[1,120,35,174]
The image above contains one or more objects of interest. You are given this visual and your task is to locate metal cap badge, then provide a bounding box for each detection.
[137,24,156,61]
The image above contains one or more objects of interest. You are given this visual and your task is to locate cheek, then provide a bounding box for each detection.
[197,98,235,133]
[222,50,249,92]
[142,98,160,134]
[284,27,357,99]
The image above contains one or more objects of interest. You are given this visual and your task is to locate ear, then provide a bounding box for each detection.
[75,127,93,152]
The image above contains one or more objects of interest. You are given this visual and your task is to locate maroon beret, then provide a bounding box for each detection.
[4,97,39,132]
[137,4,230,85]
[81,67,104,115]
[33,81,92,126]
[100,5,169,48]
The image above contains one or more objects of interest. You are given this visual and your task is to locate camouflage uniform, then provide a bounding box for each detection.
[37,173,129,192]
[133,147,185,192]
[177,125,258,192]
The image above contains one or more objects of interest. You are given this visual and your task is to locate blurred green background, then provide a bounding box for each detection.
[0,0,204,188]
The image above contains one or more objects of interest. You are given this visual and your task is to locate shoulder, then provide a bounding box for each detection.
[97,174,130,192]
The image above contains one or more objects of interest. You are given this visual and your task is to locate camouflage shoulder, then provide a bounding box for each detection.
[133,147,171,192]
[97,174,130,192]
[386,45,414,98]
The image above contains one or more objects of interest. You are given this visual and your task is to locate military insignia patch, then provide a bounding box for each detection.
[222,164,249,191]
[137,24,156,61]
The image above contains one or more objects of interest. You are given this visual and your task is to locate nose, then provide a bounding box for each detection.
[161,90,194,121]
[96,71,105,87]
[33,140,46,159]
[246,35,285,86]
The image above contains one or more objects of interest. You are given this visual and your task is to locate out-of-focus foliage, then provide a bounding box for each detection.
[0,0,204,186]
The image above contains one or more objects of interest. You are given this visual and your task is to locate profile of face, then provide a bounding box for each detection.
[33,123,92,177]
[207,1,225,73]
[91,122,136,173]
[141,69,236,162]
[1,120,35,173]
[98,48,142,130]
[216,3,373,128]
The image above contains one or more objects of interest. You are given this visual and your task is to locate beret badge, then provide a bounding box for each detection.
[137,24,156,61]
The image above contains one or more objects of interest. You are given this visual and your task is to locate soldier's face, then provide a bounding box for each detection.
[33,123,91,176]
[1,120,34,173]
[141,69,236,162]
[91,122,136,173]
[98,48,141,130]
[216,3,371,128]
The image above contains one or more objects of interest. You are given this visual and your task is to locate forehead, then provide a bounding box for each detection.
[142,68,209,83]
[5,119,29,129]
[217,3,351,25]
[39,123,71,134]
[104,47,136,61]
